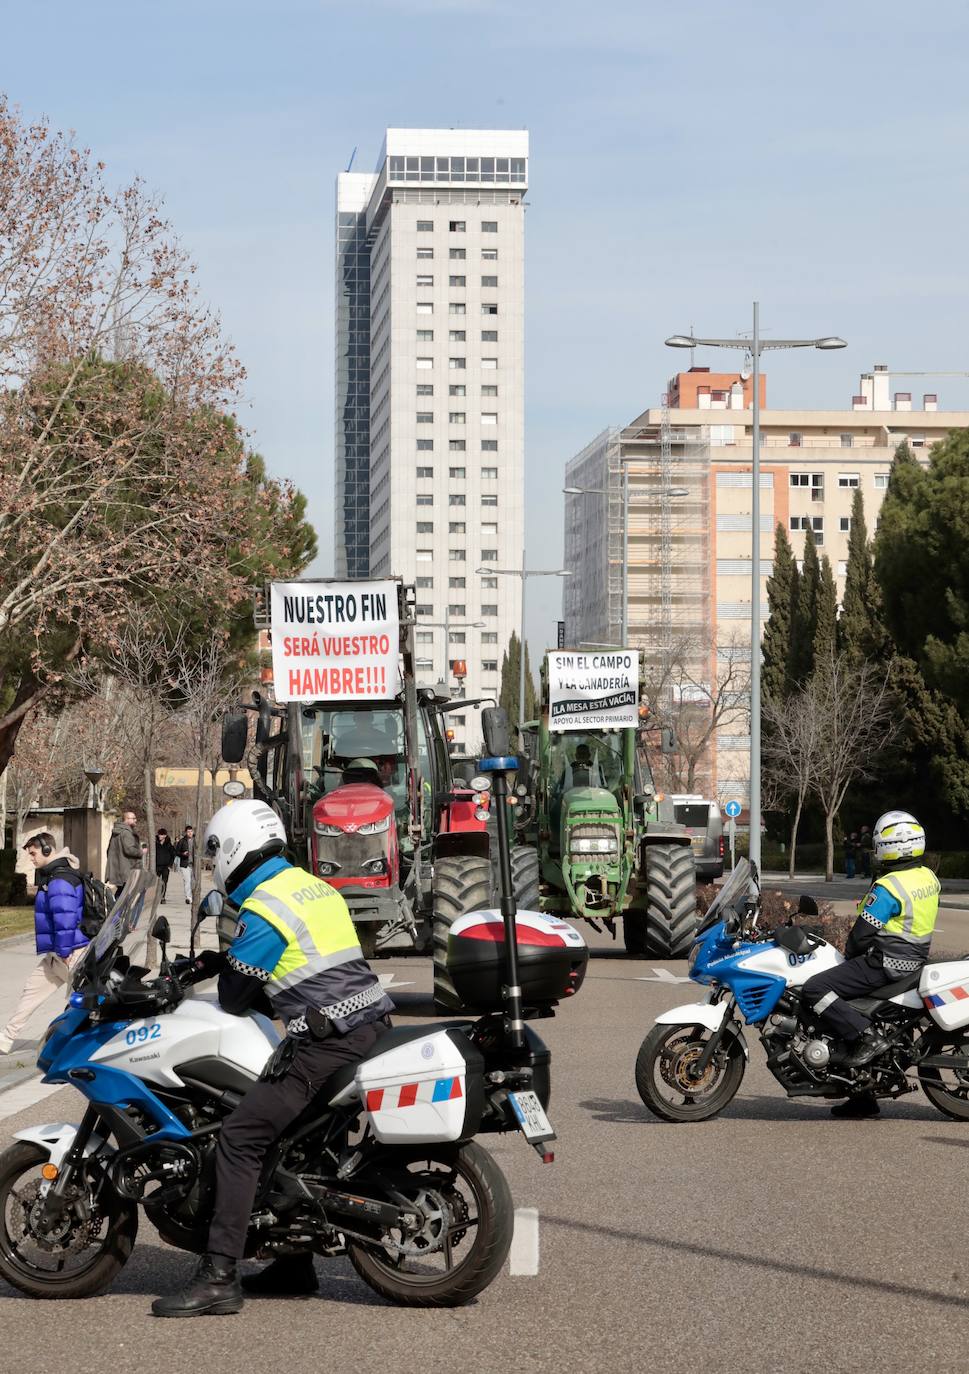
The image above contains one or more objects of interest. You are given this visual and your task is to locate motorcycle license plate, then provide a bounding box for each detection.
[509,1090,555,1142]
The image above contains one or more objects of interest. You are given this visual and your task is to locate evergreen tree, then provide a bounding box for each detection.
[762,523,797,702]
[813,554,838,667]
[789,530,820,685]
[498,630,537,737]
[838,487,888,660]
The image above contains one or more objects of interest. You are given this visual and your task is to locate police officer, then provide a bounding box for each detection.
[152,801,394,1317]
[801,809,940,1119]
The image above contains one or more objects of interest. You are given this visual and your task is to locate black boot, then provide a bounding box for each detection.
[152,1253,243,1318]
[842,1028,890,1068]
[241,1254,319,1297]
[831,1092,880,1119]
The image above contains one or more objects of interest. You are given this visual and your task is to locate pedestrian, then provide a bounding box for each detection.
[0,833,89,1055]
[155,828,176,902]
[174,825,196,907]
[105,809,145,900]
[844,831,858,880]
[859,824,873,878]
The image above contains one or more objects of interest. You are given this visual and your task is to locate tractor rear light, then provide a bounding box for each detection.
[719,836,724,859]
[474,806,490,822]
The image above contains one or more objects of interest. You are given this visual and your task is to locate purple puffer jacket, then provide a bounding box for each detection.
[33,855,88,959]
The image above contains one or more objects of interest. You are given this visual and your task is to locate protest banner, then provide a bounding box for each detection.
[270,581,400,703]
[547,649,641,731]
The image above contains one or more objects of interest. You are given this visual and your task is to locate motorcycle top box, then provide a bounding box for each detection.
[921,960,969,1031]
[354,1028,485,1145]
[447,909,588,1012]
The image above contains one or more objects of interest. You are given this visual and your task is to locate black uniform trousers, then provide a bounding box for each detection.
[801,953,896,1040]
[207,1019,383,1260]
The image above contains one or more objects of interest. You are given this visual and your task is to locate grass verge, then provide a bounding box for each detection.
[0,906,34,939]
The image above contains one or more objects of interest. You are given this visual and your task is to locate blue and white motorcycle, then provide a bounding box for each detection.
[635,860,969,1122]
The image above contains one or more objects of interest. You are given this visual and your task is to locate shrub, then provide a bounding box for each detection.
[696,881,855,952]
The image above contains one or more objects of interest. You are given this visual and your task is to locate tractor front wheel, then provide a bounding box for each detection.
[635,843,697,960]
[432,855,494,1013]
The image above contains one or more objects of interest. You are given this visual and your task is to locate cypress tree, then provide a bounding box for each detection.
[789,529,820,685]
[498,630,537,735]
[762,522,797,701]
[839,487,888,661]
[813,553,838,667]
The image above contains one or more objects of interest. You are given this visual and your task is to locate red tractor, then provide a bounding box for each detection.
[221,580,539,1010]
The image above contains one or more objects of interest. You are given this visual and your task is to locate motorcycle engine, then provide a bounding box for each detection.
[801,1039,831,1069]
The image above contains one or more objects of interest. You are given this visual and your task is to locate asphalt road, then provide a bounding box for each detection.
[4,927,969,1374]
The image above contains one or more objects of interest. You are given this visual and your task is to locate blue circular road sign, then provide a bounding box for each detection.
[724,800,742,819]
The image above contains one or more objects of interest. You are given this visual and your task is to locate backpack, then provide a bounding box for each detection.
[79,872,111,939]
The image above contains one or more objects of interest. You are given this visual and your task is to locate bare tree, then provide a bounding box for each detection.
[763,690,824,879]
[809,655,897,882]
[644,635,751,795]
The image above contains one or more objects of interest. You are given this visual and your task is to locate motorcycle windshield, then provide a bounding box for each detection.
[73,871,157,989]
[695,858,752,936]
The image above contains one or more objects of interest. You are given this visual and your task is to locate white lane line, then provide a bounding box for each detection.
[635,968,693,984]
[509,1207,539,1275]
[378,974,414,989]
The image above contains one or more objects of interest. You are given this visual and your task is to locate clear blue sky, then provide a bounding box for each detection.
[4,0,968,651]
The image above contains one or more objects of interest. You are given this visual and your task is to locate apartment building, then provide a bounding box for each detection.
[334,129,527,748]
[563,364,969,800]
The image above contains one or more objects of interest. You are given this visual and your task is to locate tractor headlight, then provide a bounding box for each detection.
[570,830,620,857]
[360,857,387,875]
[315,822,345,837]
[357,816,391,836]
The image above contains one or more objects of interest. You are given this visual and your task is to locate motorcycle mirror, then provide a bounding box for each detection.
[221,711,249,764]
[481,706,511,759]
[151,916,172,944]
[199,891,225,919]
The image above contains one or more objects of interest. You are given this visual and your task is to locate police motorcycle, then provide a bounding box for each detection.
[0,709,588,1305]
[634,858,969,1122]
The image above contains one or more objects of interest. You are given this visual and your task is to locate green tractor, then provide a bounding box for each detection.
[520,654,697,958]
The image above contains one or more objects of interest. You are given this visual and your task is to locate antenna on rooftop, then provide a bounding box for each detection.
[345,146,357,173]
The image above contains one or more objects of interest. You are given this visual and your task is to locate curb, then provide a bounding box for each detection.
[0,1065,39,1097]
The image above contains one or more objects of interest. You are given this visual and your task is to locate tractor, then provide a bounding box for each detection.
[519,651,697,959]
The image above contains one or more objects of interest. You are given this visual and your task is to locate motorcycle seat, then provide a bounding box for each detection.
[323,1021,472,1103]
[847,969,922,1013]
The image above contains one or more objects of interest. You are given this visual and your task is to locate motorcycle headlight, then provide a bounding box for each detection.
[358,815,391,836]
[687,941,701,972]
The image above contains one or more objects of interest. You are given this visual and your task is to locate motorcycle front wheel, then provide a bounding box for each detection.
[346,1140,513,1307]
[635,1022,746,1122]
[0,1142,138,1299]
[918,1032,969,1120]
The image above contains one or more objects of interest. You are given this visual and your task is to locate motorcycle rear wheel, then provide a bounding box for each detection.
[635,1022,746,1122]
[346,1140,512,1307]
[0,1142,138,1299]
[918,1033,969,1120]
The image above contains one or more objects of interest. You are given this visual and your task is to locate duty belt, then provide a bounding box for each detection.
[287,980,386,1035]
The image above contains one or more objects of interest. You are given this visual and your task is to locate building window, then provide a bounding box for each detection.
[416,494,434,507]
[447,579,466,593]
[449,275,466,287]
[481,522,498,536]
[481,330,498,342]
[415,610,432,622]
[449,548,466,561]
[451,714,466,726]
[449,439,466,452]
[449,247,466,260]
[911,433,926,448]
[482,466,498,479]
[838,473,860,488]
[791,515,823,545]
[449,630,466,644]
[789,432,802,447]
[448,603,466,616]
[416,575,433,588]
[416,658,434,673]
[416,383,434,396]
[449,303,466,315]
[416,329,433,341]
[449,521,466,534]
[449,411,466,424]
[482,660,498,672]
[482,220,498,232]
[481,412,498,425]
[482,493,498,506]
[480,549,498,561]
[449,330,466,343]
[482,631,498,644]
[480,575,498,589]
[839,516,852,532]
[482,248,498,260]
[481,357,498,370]
[482,603,499,616]
[416,630,433,644]
[417,521,434,534]
[417,220,433,232]
[416,274,434,287]
[449,384,466,396]
[416,465,434,478]
[416,438,434,450]
[840,433,853,447]
[481,439,498,451]
[481,276,498,288]
[449,494,466,506]
[874,472,890,489]
[416,412,434,423]
[449,466,466,478]
[449,357,466,370]
[449,220,466,232]
[417,549,433,562]
[416,356,433,370]
[481,304,498,316]
[417,246,434,259]
[416,302,433,315]
[481,384,498,396]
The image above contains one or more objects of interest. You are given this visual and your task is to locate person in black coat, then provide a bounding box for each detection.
[155,829,176,902]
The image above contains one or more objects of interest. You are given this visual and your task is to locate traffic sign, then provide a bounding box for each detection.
[725,799,742,819]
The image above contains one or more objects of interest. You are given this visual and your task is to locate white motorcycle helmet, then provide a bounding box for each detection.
[204,800,287,894]
[872,810,925,864]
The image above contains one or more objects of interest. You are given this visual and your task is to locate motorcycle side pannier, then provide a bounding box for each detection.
[921,960,969,1032]
[447,909,589,1012]
[355,1028,484,1144]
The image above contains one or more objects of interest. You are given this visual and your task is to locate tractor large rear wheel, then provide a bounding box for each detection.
[433,856,494,1013]
[637,844,697,959]
[510,845,540,910]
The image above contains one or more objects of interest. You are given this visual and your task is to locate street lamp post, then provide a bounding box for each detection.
[563,482,688,647]
[418,613,484,688]
[665,306,846,872]
[476,556,571,734]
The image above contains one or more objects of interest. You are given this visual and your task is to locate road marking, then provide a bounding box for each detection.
[635,968,693,984]
[378,974,414,989]
[0,1079,62,1123]
[510,1206,539,1275]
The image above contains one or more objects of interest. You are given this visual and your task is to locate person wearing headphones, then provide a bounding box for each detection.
[0,832,89,1054]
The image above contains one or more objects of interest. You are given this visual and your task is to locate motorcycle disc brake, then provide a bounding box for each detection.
[12,1181,103,1256]
[661,1041,717,1094]
[387,1184,449,1257]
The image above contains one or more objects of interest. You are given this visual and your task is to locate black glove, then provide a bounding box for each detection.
[193,949,226,980]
